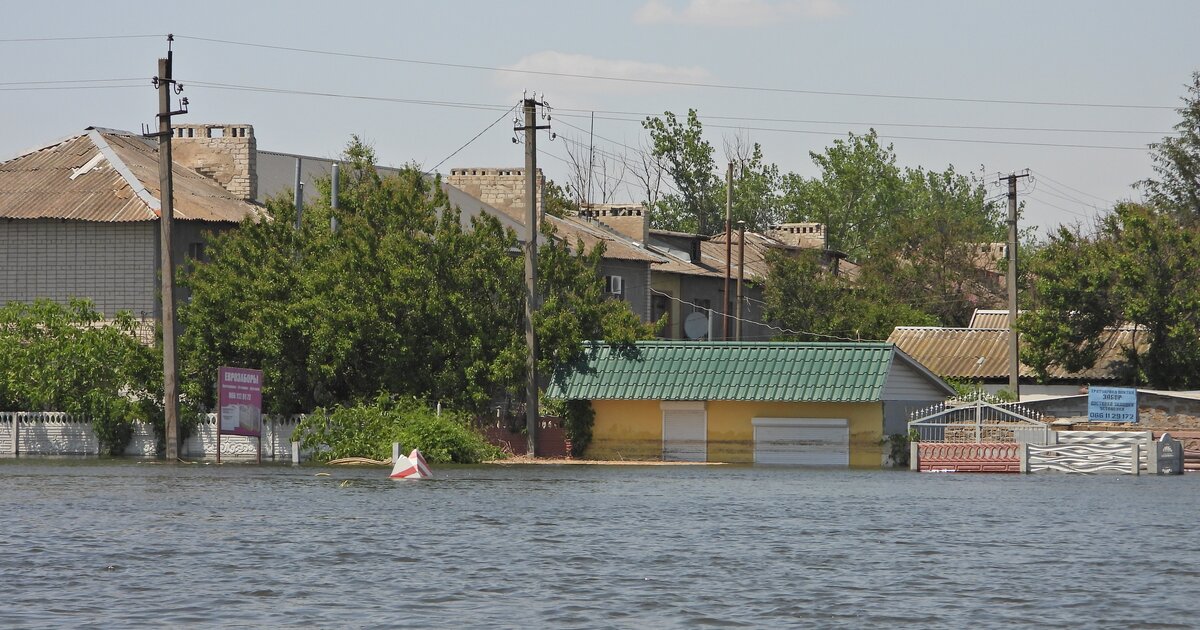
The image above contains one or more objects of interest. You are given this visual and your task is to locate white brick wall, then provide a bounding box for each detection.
[0,219,157,318]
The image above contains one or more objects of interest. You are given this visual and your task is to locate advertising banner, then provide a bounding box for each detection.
[218,366,263,436]
[1087,386,1138,422]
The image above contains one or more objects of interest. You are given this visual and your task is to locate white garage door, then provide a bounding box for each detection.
[662,403,706,462]
[753,418,849,466]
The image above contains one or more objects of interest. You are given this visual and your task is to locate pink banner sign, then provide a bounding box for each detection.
[218,366,263,437]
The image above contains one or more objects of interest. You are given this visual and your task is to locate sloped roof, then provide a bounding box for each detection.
[887,326,1144,381]
[0,127,261,223]
[968,309,1014,329]
[547,340,951,402]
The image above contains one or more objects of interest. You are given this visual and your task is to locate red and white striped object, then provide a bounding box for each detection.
[389,448,433,479]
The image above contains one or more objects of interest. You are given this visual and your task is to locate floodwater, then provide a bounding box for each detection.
[1,460,1197,629]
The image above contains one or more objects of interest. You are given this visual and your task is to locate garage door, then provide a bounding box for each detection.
[662,403,706,462]
[753,418,849,466]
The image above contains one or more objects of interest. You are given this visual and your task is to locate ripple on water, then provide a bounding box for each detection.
[0,461,1198,627]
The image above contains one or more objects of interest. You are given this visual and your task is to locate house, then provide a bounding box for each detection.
[0,124,262,336]
[547,340,955,466]
[888,309,1145,397]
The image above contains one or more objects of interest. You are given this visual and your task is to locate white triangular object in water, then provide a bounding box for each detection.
[389,449,432,479]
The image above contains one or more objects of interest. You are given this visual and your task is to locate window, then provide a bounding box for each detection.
[187,242,207,263]
[693,298,711,314]
[604,275,624,298]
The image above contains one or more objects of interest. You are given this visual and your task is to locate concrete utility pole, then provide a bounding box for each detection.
[736,220,745,341]
[516,96,552,457]
[723,162,733,341]
[153,35,188,461]
[330,162,340,233]
[1003,171,1029,399]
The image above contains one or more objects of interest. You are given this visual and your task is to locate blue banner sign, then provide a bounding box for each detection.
[1087,387,1138,422]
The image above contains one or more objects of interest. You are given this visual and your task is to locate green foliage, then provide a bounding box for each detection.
[883,429,919,468]
[1138,71,1200,221]
[295,396,503,464]
[180,137,653,418]
[1021,202,1200,388]
[762,249,937,341]
[0,299,163,454]
[643,109,721,234]
[561,398,594,457]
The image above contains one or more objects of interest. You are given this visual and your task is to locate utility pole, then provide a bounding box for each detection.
[723,162,733,341]
[151,35,188,461]
[1002,170,1029,400]
[736,220,745,341]
[330,162,340,233]
[515,96,553,457]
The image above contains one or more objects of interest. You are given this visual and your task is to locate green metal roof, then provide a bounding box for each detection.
[547,341,906,403]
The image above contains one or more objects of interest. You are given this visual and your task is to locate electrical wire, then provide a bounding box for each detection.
[650,287,876,342]
[427,104,517,175]
[550,108,1171,137]
[0,35,163,42]
[173,34,1177,111]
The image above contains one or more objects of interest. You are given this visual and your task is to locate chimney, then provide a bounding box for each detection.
[170,124,257,201]
[768,222,826,249]
[446,167,543,219]
[577,203,650,244]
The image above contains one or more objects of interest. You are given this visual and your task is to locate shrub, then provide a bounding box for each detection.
[295,396,504,464]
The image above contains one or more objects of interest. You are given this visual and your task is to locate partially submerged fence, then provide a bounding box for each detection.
[0,411,304,460]
[908,396,1051,445]
[1023,431,1184,475]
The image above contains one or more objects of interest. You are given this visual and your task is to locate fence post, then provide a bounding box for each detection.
[1019,442,1029,474]
[909,441,919,471]
[1130,443,1140,476]
[11,413,17,457]
[392,442,401,464]
[291,441,301,465]
[1148,438,1160,475]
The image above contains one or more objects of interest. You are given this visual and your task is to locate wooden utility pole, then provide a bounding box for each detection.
[1003,171,1029,400]
[516,96,552,457]
[723,162,733,341]
[153,36,187,461]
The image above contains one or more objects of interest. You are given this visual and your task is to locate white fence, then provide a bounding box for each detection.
[1021,431,1185,475]
[0,412,305,461]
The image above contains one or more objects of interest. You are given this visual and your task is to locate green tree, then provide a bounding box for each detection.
[1137,71,1200,221]
[762,249,936,341]
[0,299,163,453]
[642,109,721,234]
[1020,202,1200,388]
[779,130,907,259]
[180,137,654,417]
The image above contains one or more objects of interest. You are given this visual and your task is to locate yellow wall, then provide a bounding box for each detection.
[585,399,884,466]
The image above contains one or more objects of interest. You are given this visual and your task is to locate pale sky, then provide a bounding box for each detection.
[2,0,1197,235]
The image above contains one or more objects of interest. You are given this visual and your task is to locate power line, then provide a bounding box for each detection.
[427,105,517,175]
[1028,169,1121,205]
[0,34,163,43]
[551,108,1171,137]
[0,78,145,85]
[179,78,1158,152]
[0,84,143,92]
[651,287,876,342]
[174,34,1177,111]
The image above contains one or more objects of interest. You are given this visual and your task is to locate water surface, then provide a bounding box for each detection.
[1,460,1196,628]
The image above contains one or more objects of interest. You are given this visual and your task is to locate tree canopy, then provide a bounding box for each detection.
[179,138,654,416]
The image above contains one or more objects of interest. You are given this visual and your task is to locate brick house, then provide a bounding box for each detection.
[0,125,262,331]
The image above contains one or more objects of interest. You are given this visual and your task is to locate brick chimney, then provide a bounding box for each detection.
[170,124,256,201]
[578,203,650,244]
[446,167,543,219]
[768,222,827,249]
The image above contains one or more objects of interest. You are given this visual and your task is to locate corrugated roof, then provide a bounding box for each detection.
[0,128,261,223]
[887,326,1144,381]
[969,309,1016,328]
[547,341,908,402]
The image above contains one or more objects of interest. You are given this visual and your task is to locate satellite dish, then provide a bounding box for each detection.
[684,312,709,340]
